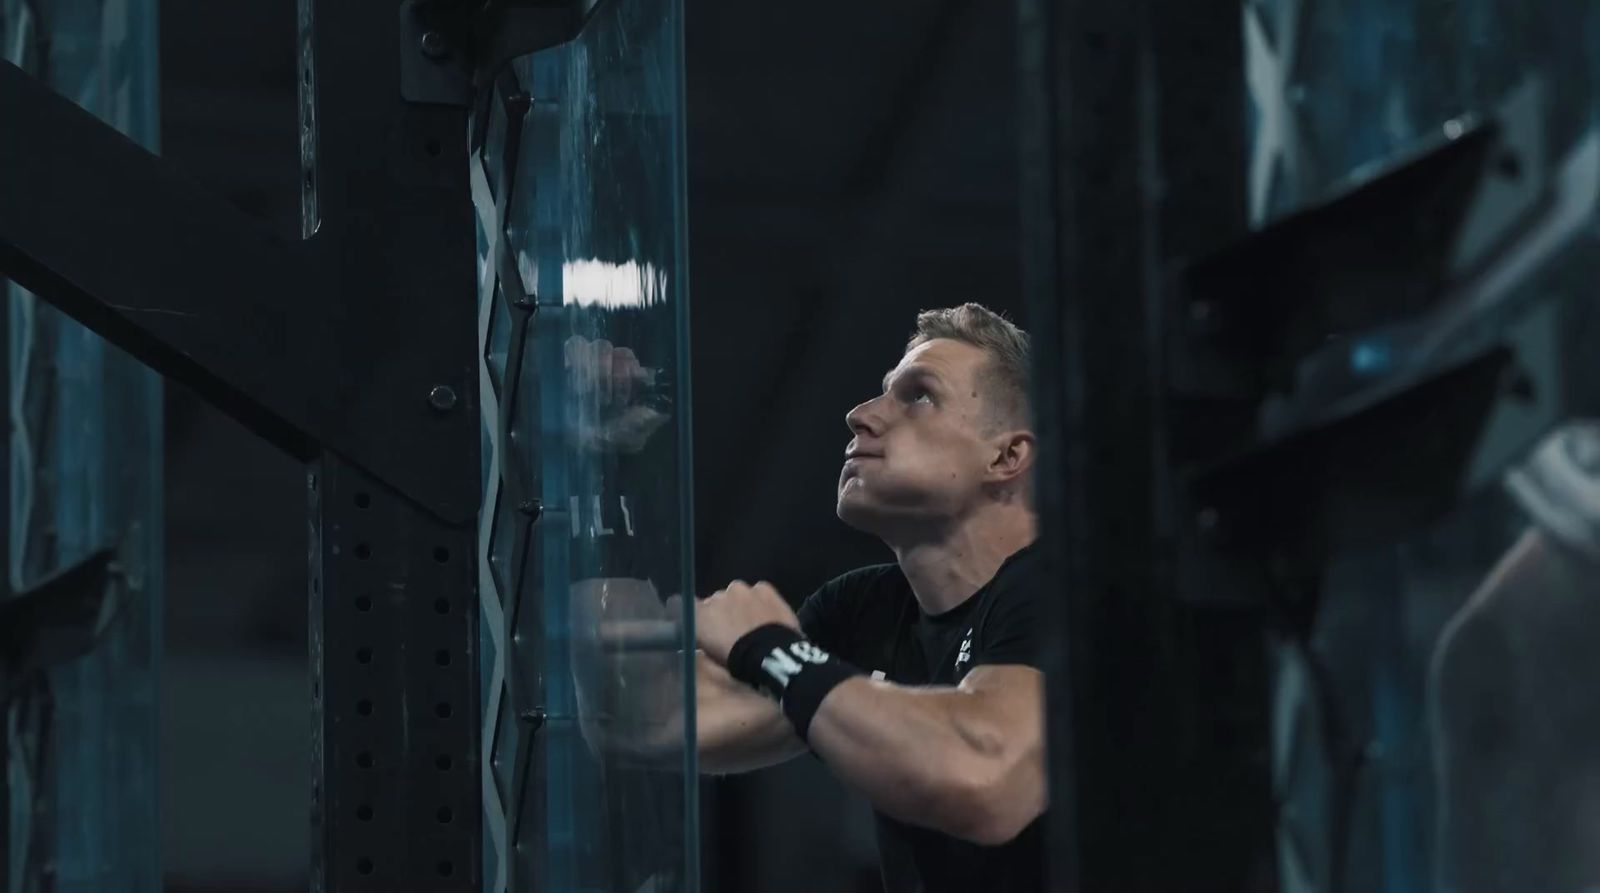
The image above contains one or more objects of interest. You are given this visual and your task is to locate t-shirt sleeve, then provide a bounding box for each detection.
[973,573,1045,670]
[796,576,850,656]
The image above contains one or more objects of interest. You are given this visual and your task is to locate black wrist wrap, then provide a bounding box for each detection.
[726,623,863,741]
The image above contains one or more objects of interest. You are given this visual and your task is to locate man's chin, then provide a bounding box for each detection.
[836,491,892,535]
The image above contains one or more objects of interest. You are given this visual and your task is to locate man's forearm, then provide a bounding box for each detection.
[575,648,805,773]
[804,673,1043,845]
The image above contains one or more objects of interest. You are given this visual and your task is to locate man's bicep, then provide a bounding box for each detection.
[958,664,1045,724]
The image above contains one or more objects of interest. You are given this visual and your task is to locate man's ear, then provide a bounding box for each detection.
[987,430,1036,485]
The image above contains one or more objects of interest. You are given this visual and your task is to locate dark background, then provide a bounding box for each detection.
[156,1,1018,890]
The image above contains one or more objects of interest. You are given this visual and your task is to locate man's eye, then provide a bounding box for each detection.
[910,390,933,405]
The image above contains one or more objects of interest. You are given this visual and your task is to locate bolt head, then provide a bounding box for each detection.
[420,30,449,60]
[428,385,459,413]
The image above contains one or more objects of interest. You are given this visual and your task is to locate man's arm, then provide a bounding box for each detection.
[807,665,1045,845]
[575,641,808,773]
[570,579,807,773]
[696,650,809,773]
[696,581,1047,846]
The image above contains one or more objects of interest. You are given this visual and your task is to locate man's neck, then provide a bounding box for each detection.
[889,506,1037,616]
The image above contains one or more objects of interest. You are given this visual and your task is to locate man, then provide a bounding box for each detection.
[690,303,1048,893]
[1430,420,1600,891]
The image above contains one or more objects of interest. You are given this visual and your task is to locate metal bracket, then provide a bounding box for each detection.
[5,4,489,888]
[1169,80,1600,604]
[0,548,118,703]
[399,0,602,107]
[0,56,479,523]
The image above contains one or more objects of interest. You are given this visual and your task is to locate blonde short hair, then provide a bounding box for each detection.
[906,303,1032,430]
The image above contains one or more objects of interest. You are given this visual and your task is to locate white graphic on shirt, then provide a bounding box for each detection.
[871,670,887,681]
[954,628,974,674]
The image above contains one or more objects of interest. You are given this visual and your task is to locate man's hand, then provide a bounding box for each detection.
[563,335,670,453]
[695,581,799,665]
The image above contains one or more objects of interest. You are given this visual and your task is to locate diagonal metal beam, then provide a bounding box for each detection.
[0,59,478,523]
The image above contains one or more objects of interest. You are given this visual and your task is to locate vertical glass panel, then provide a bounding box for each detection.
[1246,2,1600,891]
[475,0,694,889]
[0,1,162,891]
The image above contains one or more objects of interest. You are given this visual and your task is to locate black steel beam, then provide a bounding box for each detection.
[2,1,487,890]
[1021,0,1275,889]
[0,59,478,524]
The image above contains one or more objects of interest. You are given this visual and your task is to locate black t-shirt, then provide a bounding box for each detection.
[796,543,1046,893]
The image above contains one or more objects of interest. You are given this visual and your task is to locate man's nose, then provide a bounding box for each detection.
[845,396,886,438]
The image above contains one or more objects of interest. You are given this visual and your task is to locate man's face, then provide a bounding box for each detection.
[837,339,1007,534]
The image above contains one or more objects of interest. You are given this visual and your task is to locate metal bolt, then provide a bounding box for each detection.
[519,707,547,732]
[428,385,459,413]
[517,499,543,521]
[420,30,449,60]
[511,295,537,313]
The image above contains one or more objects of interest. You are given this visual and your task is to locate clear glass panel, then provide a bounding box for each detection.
[475,0,694,888]
[0,1,162,891]
[1246,2,1600,891]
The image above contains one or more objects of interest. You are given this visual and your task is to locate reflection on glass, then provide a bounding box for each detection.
[1,1,163,891]
[1245,1,1600,891]
[476,0,693,888]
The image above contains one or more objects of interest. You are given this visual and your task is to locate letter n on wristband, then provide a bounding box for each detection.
[726,623,864,741]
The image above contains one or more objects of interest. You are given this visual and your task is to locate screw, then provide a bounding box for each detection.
[511,295,537,313]
[505,92,531,114]
[517,499,543,521]
[428,385,459,413]
[420,30,449,60]
[519,707,547,732]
